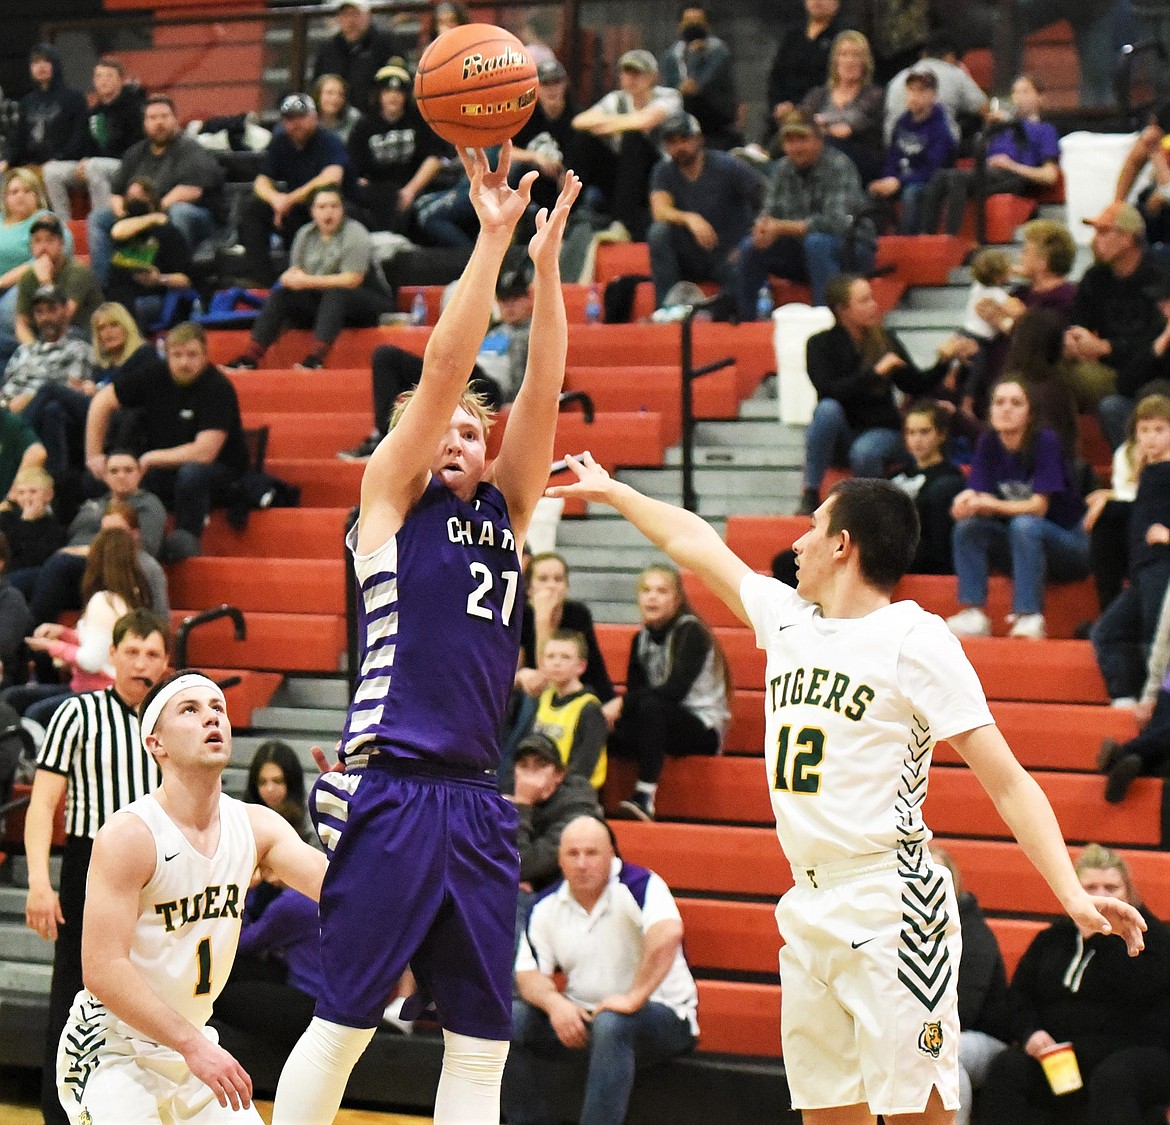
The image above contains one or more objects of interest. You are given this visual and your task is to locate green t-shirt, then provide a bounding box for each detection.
[16,257,104,335]
[0,409,39,495]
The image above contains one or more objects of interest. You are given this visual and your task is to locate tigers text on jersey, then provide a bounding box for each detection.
[341,478,523,771]
[739,572,994,870]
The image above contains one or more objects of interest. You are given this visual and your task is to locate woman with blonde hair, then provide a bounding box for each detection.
[799,30,884,182]
[610,563,730,820]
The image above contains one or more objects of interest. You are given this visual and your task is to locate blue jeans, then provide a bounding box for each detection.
[952,514,1091,616]
[733,229,875,314]
[803,397,905,489]
[647,220,735,307]
[89,202,214,286]
[23,383,91,474]
[1091,558,1170,699]
[898,182,928,235]
[503,999,695,1125]
[142,461,240,538]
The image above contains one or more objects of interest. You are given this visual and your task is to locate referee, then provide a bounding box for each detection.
[23,608,170,1125]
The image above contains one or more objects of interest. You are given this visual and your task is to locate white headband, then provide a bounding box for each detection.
[139,673,226,741]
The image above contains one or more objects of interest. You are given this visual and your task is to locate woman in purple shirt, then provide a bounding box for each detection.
[922,74,1061,236]
[946,378,1089,639]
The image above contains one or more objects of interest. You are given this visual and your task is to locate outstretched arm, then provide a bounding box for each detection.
[493,171,582,545]
[951,724,1146,955]
[547,453,752,624]
[357,143,538,553]
[248,803,327,902]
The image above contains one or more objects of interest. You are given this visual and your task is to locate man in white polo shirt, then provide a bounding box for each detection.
[503,814,698,1125]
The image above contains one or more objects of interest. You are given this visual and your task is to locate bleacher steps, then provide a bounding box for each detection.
[0,924,52,965]
[0,962,50,992]
[275,675,350,710]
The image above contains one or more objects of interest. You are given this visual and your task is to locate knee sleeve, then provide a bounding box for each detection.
[433,1031,509,1124]
[270,1017,375,1125]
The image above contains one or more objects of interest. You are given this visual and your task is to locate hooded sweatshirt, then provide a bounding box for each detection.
[10,44,89,165]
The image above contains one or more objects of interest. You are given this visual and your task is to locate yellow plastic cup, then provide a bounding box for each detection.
[1038,1042,1083,1095]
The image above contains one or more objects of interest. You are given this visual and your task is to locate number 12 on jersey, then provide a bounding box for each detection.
[773,725,825,795]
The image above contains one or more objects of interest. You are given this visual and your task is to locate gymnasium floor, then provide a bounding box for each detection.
[0,1065,432,1124]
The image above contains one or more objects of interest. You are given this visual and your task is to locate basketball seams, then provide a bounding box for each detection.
[415,74,538,104]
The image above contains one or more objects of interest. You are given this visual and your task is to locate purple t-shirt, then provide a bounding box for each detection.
[987,118,1060,168]
[968,427,1085,529]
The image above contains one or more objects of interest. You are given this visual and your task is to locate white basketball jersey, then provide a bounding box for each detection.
[740,573,994,870]
[117,792,256,1030]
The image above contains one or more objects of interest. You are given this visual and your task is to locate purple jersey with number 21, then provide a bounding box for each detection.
[341,477,523,772]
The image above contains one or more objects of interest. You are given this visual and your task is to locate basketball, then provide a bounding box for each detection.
[414,23,538,150]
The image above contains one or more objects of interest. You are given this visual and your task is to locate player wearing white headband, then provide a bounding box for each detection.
[55,671,328,1125]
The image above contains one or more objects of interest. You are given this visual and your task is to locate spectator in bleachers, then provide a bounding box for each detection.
[966,218,1078,408]
[892,400,966,573]
[1113,102,1170,252]
[797,273,944,516]
[2,44,88,176]
[87,94,226,289]
[868,68,956,234]
[237,94,350,287]
[22,607,168,1125]
[226,185,391,372]
[104,177,194,333]
[1065,203,1166,441]
[1,169,64,366]
[84,321,248,560]
[973,845,1170,1123]
[0,466,65,592]
[571,49,683,240]
[429,0,471,39]
[1002,308,1082,464]
[732,109,875,314]
[503,814,698,1125]
[8,523,150,725]
[658,5,741,151]
[1090,424,1170,706]
[765,0,851,144]
[1002,0,1121,107]
[30,471,167,626]
[799,30,885,184]
[337,265,533,460]
[2,285,93,424]
[947,378,1090,640]
[609,564,729,822]
[346,59,446,235]
[244,738,311,838]
[1097,270,1170,453]
[1084,394,1170,614]
[0,532,32,685]
[42,57,145,224]
[883,32,989,148]
[311,0,409,114]
[930,846,1011,1125]
[921,74,1061,237]
[854,0,934,84]
[311,74,362,144]
[13,214,101,349]
[646,111,763,312]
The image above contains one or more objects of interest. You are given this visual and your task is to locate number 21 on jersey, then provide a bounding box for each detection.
[466,564,519,625]
[773,725,824,795]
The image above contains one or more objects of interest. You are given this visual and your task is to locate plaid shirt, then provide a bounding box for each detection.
[2,334,93,405]
[760,144,875,245]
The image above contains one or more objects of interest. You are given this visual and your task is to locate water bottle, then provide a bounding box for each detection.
[410,291,427,326]
[584,283,602,325]
[156,333,167,359]
[190,294,204,322]
[755,284,774,322]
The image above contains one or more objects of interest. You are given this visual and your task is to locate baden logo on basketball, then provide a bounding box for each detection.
[918,1021,944,1058]
[461,47,530,82]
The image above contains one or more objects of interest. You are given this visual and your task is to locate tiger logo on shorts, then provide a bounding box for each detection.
[78,1111,92,1125]
[918,1020,944,1058]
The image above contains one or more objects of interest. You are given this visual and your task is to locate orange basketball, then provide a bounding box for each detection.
[414,24,538,150]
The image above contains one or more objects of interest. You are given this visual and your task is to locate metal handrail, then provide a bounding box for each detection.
[558,390,595,425]
[680,306,734,513]
[174,605,246,671]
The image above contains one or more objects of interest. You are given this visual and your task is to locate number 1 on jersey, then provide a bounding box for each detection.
[774,725,825,795]
[194,937,212,996]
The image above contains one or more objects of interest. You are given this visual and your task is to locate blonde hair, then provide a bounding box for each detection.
[829,30,875,86]
[1123,392,1170,478]
[1076,843,1138,905]
[91,302,145,368]
[12,466,54,493]
[1021,218,1076,277]
[970,247,1013,288]
[387,385,494,438]
[2,167,49,216]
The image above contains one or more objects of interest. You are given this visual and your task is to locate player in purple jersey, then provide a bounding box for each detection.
[271,145,581,1125]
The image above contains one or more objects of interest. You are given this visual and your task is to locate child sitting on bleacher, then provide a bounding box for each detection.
[961,249,1013,344]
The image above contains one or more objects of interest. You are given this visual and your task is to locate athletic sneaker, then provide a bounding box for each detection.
[225,355,258,370]
[1110,697,1140,710]
[338,432,383,461]
[294,354,325,370]
[617,792,655,822]
[1007,613,1046,639]
[945,607,991,637]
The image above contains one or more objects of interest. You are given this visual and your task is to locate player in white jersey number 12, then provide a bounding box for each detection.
[548,461,1145,1125]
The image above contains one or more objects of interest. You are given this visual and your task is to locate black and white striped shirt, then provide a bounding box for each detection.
[36,688,160,839]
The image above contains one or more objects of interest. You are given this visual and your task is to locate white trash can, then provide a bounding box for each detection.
[774,303,834,425]
[1060,131,1144,244]
[526,496,564,555]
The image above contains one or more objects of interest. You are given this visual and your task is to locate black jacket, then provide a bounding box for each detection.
[11,45,88,165]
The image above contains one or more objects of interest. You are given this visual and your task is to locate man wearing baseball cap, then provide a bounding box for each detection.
[312,0,409,113]
[648,110,763,310]
[572,49,683,239]
[237,93,351,285]
[1067,202,1166,444]
[2,284,94,420]
[14,214,103,349]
